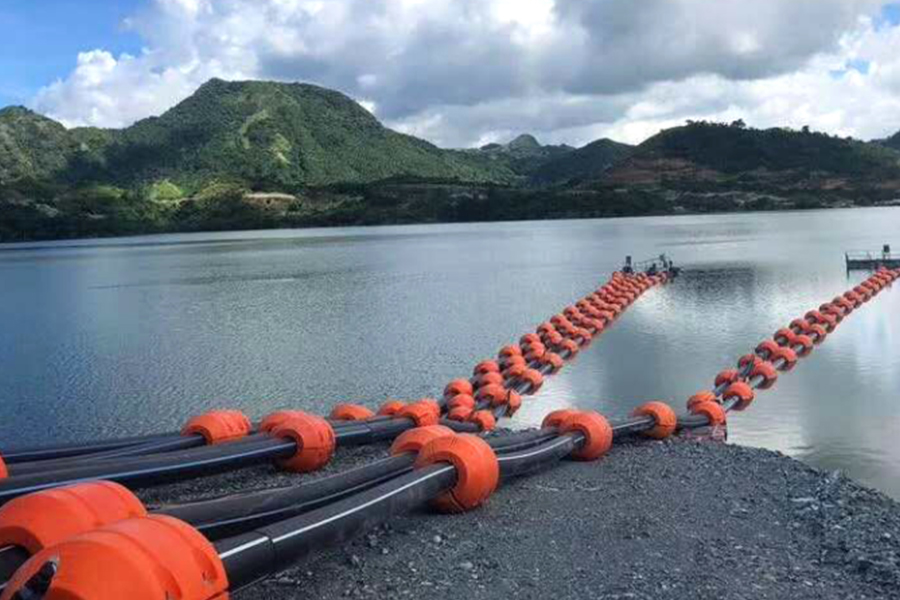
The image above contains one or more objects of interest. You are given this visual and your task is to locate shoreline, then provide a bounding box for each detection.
[2,204,897,248]
[145,435,900,599]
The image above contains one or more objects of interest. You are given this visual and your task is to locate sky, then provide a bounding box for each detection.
[4,0,900,147]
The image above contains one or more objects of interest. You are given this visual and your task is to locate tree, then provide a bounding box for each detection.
[730,119,747,129]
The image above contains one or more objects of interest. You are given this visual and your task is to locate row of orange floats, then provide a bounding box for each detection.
[439,271,670,431]
[687,267,899,421]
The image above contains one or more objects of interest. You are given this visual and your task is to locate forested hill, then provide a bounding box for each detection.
[3,81,900,242]
[0,79,513,191]
[603,121,900,187]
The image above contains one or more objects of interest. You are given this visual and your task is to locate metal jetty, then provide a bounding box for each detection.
[623,253,681,277]
[845,245,900,271]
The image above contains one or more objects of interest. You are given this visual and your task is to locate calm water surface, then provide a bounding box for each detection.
[1,209,899,496]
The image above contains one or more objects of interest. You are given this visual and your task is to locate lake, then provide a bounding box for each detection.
[1,208,898,497]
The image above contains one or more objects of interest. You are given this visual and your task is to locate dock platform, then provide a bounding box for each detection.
[846,246,900,271]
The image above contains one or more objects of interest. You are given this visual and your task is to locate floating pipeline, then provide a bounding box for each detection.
[0,389,794,599]
[0,271,684,591]
[0,426,568,587]
[442,270,670,427]
[0,271,669,487]
[682,267,900,423]
[0,404,730,600]
[2,271,896,597]
[0,393,743,592]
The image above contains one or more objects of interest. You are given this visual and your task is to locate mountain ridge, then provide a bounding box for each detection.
[1,79,515,190]
[3,79,900,242]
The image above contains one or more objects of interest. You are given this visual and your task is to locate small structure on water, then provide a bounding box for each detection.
[845,244,900,271]
[623,253,681,277]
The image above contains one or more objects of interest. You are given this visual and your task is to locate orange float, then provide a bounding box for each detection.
[686,390,717,410]
[714,369,741,388]
[1,515,228,600]
[769,346,798,371]
[473,360,501,376]
[632,402,677,439]
[182,410,252,445]
[415,435,499,513]
[469,410,497,432]
[377,400,407,417]
[560,412,613,461]
[749,361,778,390]
[448,406,475,422]
[272,413,336,473]
[475,383,509,406]
[542,409,577,429]
[443,378,474,399]
[0,482,147,555]
[390,425,455,455]
[520,369,544,394]
[690,401,727,426]
[723,382,755,411]
[329,404,375,422]
[447,394,476,411]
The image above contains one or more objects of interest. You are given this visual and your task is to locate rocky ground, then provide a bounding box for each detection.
[146,436,900,600]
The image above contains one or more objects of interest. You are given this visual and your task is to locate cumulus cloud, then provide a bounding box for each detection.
[29,0,900,146]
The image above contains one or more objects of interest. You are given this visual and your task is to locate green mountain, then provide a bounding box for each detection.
[0,107,76,184]
[5,83,900,243]
[881,130,900,152]
[529,138,633,186]
[602,121,900,188]
[1,79,513,191]
[469,133,574,178]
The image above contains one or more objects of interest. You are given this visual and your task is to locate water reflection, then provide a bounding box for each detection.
[0,209,898,497]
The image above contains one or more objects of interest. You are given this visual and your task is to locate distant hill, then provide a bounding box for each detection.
[601,122,900,189]
[0,79,513,191]
[881,130,900,152]
[0,107,77,184]
[469,133,574,178]
[529,138,633,186]
[5,84,900,243]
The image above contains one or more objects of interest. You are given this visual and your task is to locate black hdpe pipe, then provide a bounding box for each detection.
[5,409,484,482]
[210,401,708,592]
[6,435,211,475]
[216,432,589,591]
[0,428,565,587]
[0,410,554,505]
[0,432,189,464]
[156,427,560,539]
[0,417,472,504]
[0,414,404,467]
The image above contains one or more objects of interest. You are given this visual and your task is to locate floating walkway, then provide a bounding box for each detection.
[846,245,900,270]
[0,267,896,599]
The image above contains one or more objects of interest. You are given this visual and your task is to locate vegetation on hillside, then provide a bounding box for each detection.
[2,82,900,243]
[0,80,515,192]
[463,133,576,181]
[529,138,633,186]
[881,131,900,152]
[0,107,76,184]
[632,120,900,177]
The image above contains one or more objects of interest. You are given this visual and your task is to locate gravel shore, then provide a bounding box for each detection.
[145,436,900,599]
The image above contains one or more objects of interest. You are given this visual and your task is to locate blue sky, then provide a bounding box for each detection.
[0,0,144,106]
[879,2,900,26]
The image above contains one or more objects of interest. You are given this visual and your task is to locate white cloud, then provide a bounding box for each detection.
[28,0,900,147]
